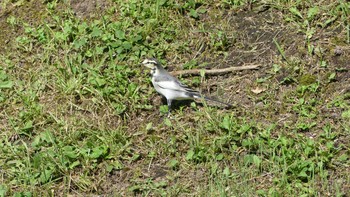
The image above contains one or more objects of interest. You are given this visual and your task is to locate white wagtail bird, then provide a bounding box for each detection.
[142,58,232,115]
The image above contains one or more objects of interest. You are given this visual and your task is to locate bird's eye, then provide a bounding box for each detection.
[142,59,157,65]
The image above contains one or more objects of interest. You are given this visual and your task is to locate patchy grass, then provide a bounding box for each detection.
[0,0,349,196]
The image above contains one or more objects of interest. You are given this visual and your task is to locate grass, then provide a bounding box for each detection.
[0,0,349,196]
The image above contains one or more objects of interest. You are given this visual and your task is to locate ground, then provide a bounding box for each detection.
[0,0,349,196]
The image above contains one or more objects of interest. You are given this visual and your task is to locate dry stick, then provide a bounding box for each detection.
[170,63,260,76]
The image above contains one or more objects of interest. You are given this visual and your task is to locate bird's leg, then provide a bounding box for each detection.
[167,99,172,117]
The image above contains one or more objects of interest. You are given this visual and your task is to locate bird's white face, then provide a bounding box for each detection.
[142,58,158,69]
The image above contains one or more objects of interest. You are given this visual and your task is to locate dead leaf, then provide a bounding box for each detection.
[251,87,267,94]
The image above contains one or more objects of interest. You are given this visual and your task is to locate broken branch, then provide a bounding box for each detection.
[170,64,260,76]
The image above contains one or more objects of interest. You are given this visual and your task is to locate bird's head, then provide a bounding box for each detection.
[141,58,160,69]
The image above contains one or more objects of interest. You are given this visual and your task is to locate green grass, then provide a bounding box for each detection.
[1,0,349,196]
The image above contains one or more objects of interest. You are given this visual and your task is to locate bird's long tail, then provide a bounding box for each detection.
[191,93,232,107]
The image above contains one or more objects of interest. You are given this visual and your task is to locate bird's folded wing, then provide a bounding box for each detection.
[156,79,199,94]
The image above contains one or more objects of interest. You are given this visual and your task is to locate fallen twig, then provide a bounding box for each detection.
[170,63,260,76]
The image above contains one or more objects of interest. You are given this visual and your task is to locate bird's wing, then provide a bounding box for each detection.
[155,75,199,94]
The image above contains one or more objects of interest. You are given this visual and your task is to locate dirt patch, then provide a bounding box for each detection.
[70,0,110,19]
[0,1,46,54]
